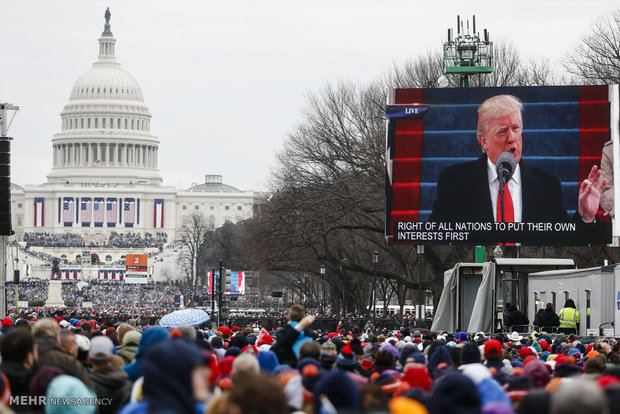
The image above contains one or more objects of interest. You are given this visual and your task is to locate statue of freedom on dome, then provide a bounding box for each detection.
[105,7,111,23]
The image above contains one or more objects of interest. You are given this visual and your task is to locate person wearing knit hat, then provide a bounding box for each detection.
[389,396,429,414]
[118,330,141,365]
[379,342,400,360]
[256,328,273,348]
[515,389,551,414]
[256,350,280,374]
[406,351,427,366]
[518,346,535,360]
[123,326,170,382]
[428,346,454,380]
[522,359,550,389]
[336,344,356,371]
[429,373,481,414]
[217,326,232,339]
[229,333,250,350]
[504,374,533,404]
[567,348,583,366]
[121,339,210,414]
[374,372,403,395]
[460,341,482,365]
[313,371,361,414]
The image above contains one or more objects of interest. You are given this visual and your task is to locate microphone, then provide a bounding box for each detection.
[496,152,516,223]
[496,152,517,186]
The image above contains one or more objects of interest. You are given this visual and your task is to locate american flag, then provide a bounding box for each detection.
[62,198,74,225]
[92,159,101,167]
[93,198,105,226]
[106,198,117,225]
[81,199,92,225]
[154,199,164,228]
[34,198,44,227]
[124,199,135,226]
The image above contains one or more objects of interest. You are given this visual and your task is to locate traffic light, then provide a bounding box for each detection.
[13,270,19,284]
[0,137,12,236]
[224,269,232,292]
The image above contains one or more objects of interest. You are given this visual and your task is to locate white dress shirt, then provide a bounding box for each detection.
[487,158,522,222]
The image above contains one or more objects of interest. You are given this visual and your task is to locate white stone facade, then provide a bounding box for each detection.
[9,12,260,274]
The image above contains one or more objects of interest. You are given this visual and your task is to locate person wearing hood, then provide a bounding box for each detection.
[458,342,511,408]
[503,304,529,330]
[558,299,580,334]
[533,303,560,331]
[428,345,454,379]
[88,336,132,414]
[118,330,142,365]
[119,338,210,414]
[123,327,170,382]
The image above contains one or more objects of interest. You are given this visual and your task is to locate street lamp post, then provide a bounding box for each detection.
[320,265,326,314]
[371,251,379,318]
[417,245,424,322]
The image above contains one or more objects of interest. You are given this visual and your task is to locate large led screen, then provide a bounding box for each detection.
[385,85,619,245]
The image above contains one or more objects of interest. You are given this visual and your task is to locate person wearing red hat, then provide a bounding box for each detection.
[519,347,535,360]
[256,328,273,348]
[217,326,232,341]
[483,339,504,374]
[1,318,13,333]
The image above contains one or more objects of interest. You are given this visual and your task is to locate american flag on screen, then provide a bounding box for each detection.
[80,198,92,226]
[106,198,117,227]
[63,198,74,226]
[124,198,135,227]
[93,198,105,227]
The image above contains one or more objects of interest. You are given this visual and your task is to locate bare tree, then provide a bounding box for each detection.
[564,10,620,85]
[178,213,210,301]
[241,19,619,313]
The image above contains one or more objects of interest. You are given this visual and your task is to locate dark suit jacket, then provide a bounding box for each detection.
[428,154,571,223]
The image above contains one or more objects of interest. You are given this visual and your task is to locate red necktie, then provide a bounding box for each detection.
[497,183,514,222]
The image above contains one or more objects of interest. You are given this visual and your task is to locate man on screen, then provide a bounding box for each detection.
[428,94,605,223]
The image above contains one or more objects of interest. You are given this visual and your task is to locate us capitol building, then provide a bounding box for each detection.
[8,10,261,281]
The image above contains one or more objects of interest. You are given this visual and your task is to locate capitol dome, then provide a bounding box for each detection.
[69,65,144,102]
[47,8,161,185]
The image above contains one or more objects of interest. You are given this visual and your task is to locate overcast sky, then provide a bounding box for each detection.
[0,0,616,191]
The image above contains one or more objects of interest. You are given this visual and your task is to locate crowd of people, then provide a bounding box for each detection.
[5,281,50,308]
[24,232,84,248]
[61,281,210,314]
[23,231,168,249]
[0,303,618,413]
[107,232,168,248]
